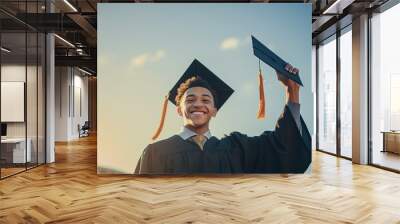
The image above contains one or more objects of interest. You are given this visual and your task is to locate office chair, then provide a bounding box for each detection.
[79,121,90,138]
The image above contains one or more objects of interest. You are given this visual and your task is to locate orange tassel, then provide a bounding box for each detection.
[151,94,169,140]
[257,72,266,119]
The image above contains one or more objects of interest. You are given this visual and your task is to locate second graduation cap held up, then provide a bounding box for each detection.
[251,35,303,86]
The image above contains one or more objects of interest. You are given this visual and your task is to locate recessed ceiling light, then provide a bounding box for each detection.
[54,34,75,48]
[323,0,344,14]
[78,67,93,76]
[63,0,78,12]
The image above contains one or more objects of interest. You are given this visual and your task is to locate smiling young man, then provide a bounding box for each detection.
[176,76,218,140]
[134,59,311,174]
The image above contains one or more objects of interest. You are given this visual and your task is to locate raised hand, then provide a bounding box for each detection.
[276,64,300,103]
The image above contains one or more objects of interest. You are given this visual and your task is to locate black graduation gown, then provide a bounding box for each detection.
[134,105,311,174]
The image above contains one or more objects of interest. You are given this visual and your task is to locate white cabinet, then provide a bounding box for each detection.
[1,138,32,163]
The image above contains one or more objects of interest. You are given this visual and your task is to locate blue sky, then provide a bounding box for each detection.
[98,4,312,166]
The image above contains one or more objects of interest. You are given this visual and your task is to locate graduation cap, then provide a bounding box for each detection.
[251,35,303,119]
[151,59,234,140]
[251,35,303,86]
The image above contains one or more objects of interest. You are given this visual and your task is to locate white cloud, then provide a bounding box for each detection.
[220,37,239,50]
[132,53,149,67]
[131,49,166,67]
[151,49,166,62]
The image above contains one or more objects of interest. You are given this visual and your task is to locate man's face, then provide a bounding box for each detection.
[177,86,217,128]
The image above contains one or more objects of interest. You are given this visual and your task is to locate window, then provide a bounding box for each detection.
[339,27,352,158]
[318,35,337,154]
[317,25,353,159]
[370,3,400,171]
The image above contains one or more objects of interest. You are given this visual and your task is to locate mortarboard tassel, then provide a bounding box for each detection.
[257,60,266,119]
[151,94,169,140]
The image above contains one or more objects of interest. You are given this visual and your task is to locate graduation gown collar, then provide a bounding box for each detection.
[178,126,213,140]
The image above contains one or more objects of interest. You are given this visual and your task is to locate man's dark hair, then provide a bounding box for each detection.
[175,76,218,107]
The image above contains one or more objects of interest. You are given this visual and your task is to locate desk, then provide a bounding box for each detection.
[1,138,31,163]
[381,131,400,154]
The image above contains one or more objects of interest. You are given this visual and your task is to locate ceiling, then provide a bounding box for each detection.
[0,0,392,75]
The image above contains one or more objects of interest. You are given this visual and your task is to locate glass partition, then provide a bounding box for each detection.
[38,32,45,165]
[1,31,28,177]
[27,30,38,169]
[0,1,46,179]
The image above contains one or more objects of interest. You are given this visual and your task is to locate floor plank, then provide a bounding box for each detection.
[0,135,399,223]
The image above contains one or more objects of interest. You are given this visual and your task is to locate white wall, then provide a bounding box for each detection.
[72,73,89,138]
[55,67,70,141]
[55,67,89,141]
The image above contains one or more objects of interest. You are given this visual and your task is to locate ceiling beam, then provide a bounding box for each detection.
[67,13,97,46]
[55,55,96,71]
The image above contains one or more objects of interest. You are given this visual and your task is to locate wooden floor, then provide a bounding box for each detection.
[1,135,400,223]
[373,151,400,171]
[1,163,44,178]
[0,167,26,178]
